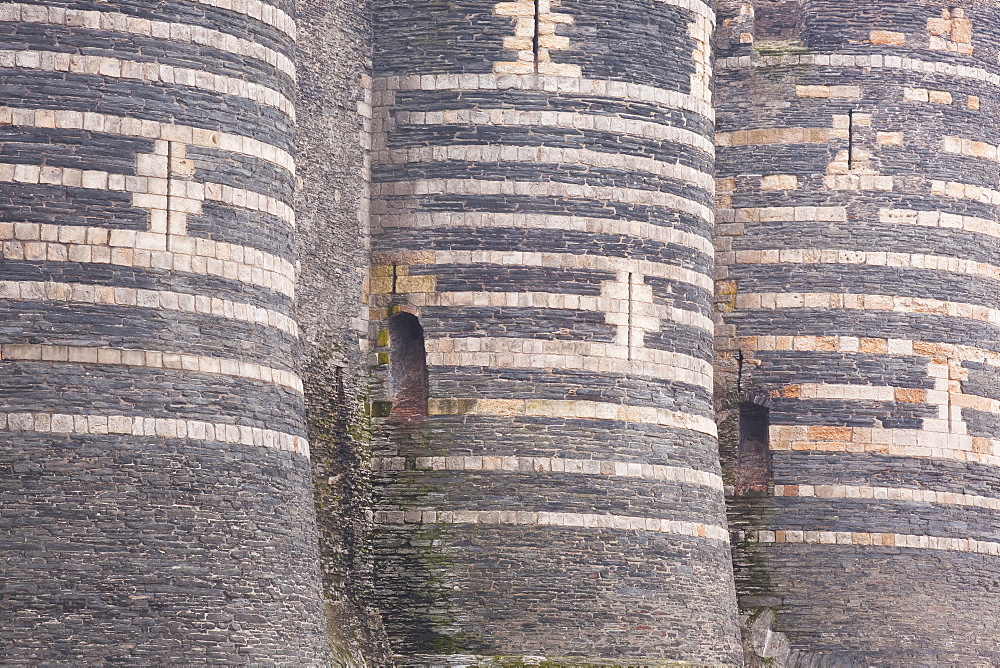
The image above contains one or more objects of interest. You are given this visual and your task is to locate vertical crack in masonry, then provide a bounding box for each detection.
[847,108,855,171]
[391,264,398,295]
[533,0,541,71]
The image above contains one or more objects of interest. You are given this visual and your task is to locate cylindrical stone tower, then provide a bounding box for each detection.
[715,0,1000,662]
[368,0,741,664]
[0,1,329,662]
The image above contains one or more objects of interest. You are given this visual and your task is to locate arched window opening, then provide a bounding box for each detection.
[387,312,428,423]
[736,402,771,496]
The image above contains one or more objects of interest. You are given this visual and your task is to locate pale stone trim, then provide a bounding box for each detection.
[942,135,1000,162]
[716,53,1000,92]
[0,106,295,174]
[794,84,862,99]
[722,206,848,223]
[0,222,295,298]
[424,337,713,390]
[769,425,1000,469]
[377,145,715,191]
[375,178,713,224]
[716,127,830,146]
[375,454,723,489]
[0,344,302,393]
[774,484,1000,512]
[793,383,907,402]
[373,211,713,255]
[0,280,298,337]
[373,75,714,122]
[880,208,1000,241]
[0,412,308,456]
[733,248,1000,282]
[748,529,1000,557]
[424,398,718,436]
[744,335,1000,369]
[375,509,730,543]
[203,182,296,228]
[930,179,1000,207]
[387,108,715,155]
[185,0,295,39]
[405,290,714,333]
[0,49,295,120]
[735,292,1000,328]
[0,3,294,78]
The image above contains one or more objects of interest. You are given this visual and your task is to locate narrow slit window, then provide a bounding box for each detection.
[387,313,428,423]
[736,402,771,496]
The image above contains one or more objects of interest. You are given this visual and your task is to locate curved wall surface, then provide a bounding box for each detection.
[715,0,1000,662]
[0,1,329,662]
[369,0,742,664]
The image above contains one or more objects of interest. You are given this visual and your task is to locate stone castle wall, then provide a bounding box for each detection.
[2,0,999,664]
[715,0,1000,663]
[0,0,329,662]
[365,0,741,664]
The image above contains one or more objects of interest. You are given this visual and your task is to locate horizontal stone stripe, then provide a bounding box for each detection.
[0,106,294,174]
[376,179,713,223]
[0,344,302,393]
[0,411,307,455]
[426,398,717,436]
[188,0,296,39]
[880,208,1000,241]
[931,179,1000,207]
[942,135,1000,163]
[733,248,1000,282]
[378,146,714,191]
[372,212,713,254]
[770,425,1000,468]
[0,280,298,336]
[407,291,713,333]
[1,3,295,79]
[791,383,931,403]
[1,223,294,297]
[748,529,1000,557]
[387,108,715,155]
[736,293,1000,328]
[375,509,729,542]
[376,454,723,489]
[716,53,1000,91]
[203,181,296,227]
[1,162,295,231]
[0,49,295,120]
[715,127,831,146]
[723,206,847,223]
[424,338,713,389]
[954,393,1000,417]
[374,75,714,121]
[774,484,1000,512]
[401,250,712,292]
[744,335,1000,369]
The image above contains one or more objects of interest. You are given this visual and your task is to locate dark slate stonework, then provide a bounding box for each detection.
[370,0,741,663]
[0,0,330,663]
[715,0,1000,662]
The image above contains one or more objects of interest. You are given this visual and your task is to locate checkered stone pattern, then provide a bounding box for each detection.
[0,1,330,663]
[715,0,1000,663]
[368,0,741,664]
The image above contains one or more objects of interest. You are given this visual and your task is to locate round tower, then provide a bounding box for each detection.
[368,0,741,663]
[0,1,329,662]
[715,0,1000,662]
